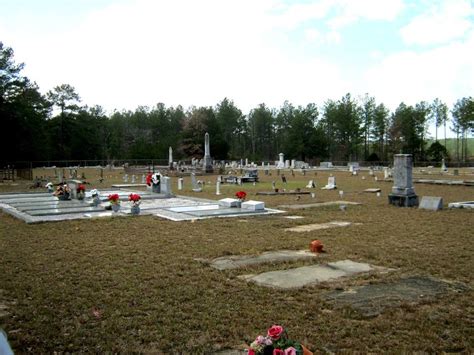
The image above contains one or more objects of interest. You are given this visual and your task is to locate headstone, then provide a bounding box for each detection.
[178,177,183,190]
[383,167,392,179]
[339,190,344,197]
[191,173,202,192]
[123,174,129,183]
[141,174,145,184]
[216,181,221,195]
[348,162,359,171]
[306,180,316,188]
[320,162,333,168]
[388,154,418,207]
[245,158,248,166]
[218,198,240,208]
[419,196,443,211]
[441,158,447,172]
[241,200,265,211]
[203,132,213,173]
[369,168,374,176]
[277,153,285,169]
[285,160,290,168]
[453,169,459,176]
[131,175,136,183]
[161,176,172,196]
[271,181,276,190]
[322,176,336,190]
[291,159,296,169]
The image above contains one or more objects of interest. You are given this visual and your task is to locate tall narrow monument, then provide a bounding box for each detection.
[388,154,418,207]
[203,132,213,173]
[168,146,173,169]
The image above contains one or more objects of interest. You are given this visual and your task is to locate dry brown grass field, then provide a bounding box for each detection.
[1,167,473,353]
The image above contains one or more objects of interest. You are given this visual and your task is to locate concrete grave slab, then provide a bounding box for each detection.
[111,184,147,188]
[0,191,284,223]
[448,201,474,209]
[206,250,320,270]
[285,221,354,233]
[324,276,469,318]
[364,188,381,193]
[241,260,380,289]
[418,196,443,211]
[278,201,361,210]
[284,216,304,219]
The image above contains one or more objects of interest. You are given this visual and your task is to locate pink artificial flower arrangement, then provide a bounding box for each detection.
[247,325,312,355]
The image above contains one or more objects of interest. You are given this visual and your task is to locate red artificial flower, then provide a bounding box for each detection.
[273,349,284,355]
[235,191,247,200]
[108,193,120,202]
[128,193,141,202]
[146,173,152,186]
[267,325,284,340]
[77,184,86,192]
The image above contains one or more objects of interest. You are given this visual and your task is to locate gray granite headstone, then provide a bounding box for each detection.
[161,176,172,196]
[419,196,443,211]
[191,173,202,192]
[388,154,418,207]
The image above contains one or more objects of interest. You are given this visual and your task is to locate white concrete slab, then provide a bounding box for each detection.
[207,250,320,270]
[241,260,375,289]
[285,221,353,233]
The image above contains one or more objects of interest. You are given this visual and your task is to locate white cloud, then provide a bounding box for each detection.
[400,0,474,45]
[363,29,474,111]
[327,0,405,29]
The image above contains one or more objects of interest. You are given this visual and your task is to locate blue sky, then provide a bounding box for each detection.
[1,0,473,137]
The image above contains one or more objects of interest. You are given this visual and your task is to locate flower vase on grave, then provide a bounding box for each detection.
[111,204,121,213]
[92,197,101,207]
[129,193,141,215]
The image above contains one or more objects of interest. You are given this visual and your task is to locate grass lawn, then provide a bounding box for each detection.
[1,167,473,353]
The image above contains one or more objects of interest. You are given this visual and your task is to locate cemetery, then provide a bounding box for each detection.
[0,158,473,353]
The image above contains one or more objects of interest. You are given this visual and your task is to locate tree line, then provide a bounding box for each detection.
[1,42,473,165]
